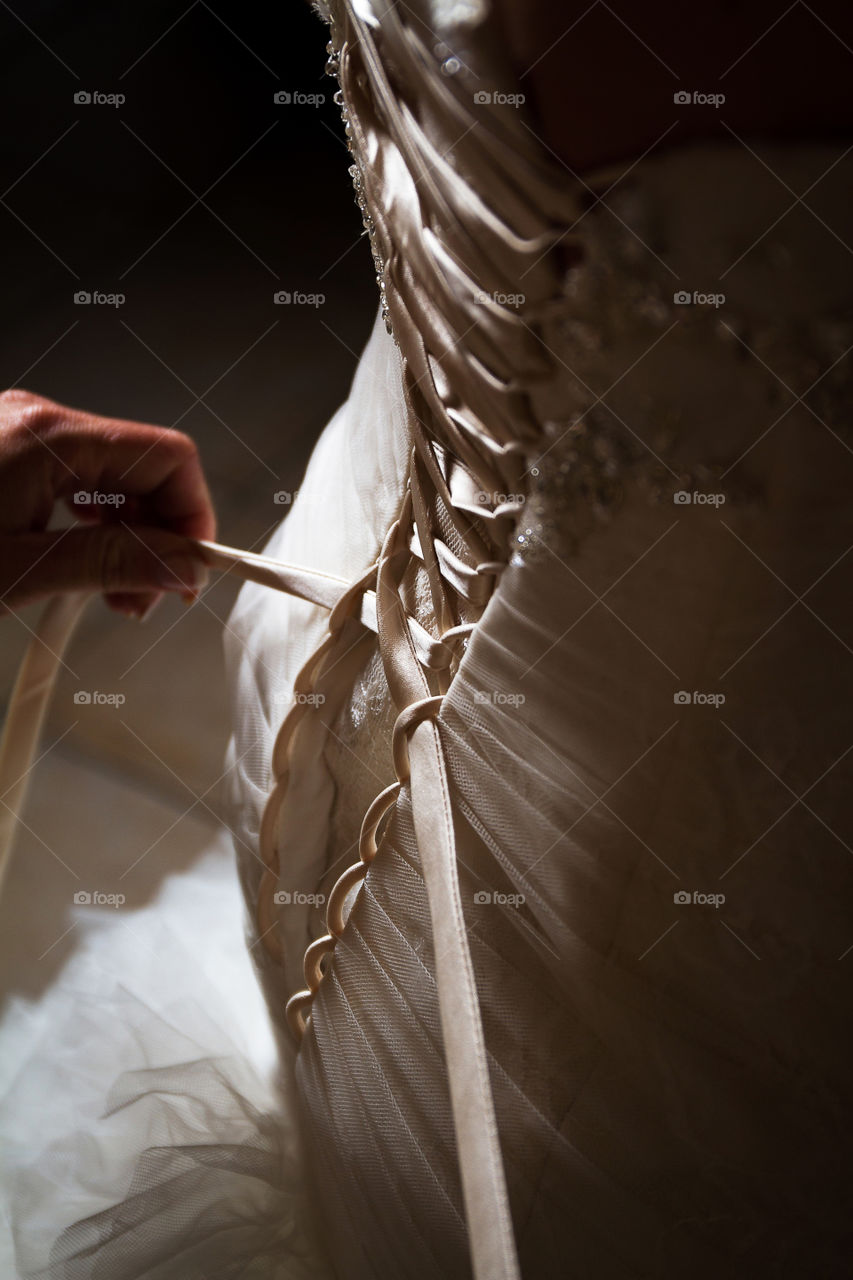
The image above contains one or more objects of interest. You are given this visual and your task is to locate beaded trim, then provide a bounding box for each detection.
[327,33,394,336]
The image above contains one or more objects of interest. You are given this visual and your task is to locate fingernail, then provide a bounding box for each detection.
[156,556,209,593]
[115,596,160,622]
[137,596,161,622]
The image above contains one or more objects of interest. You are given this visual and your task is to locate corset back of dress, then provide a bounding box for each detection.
[222,2,853,1276]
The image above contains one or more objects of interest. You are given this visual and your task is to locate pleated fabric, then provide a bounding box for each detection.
[2,0,852,1275]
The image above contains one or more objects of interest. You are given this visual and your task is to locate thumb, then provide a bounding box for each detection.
[0,524,210,611]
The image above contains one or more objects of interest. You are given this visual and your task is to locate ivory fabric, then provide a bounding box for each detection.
[2,0,853,1276]
[225,1,853,1269]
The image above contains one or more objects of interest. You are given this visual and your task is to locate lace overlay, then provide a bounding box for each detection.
[270,6,853,1278]
[224,3,853,1277]
[512,144,853,565]
[321,639,398,893]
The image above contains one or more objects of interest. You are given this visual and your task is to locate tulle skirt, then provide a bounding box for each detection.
[0,823,332,1279]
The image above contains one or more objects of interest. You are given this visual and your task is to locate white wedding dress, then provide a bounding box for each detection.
[2,0,852,1276]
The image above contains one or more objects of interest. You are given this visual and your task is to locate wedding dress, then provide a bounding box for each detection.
[2,0,852,1276]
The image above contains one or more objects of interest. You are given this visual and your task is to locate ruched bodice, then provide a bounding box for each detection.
[2,1,850,1277]
[221,3,853,1277]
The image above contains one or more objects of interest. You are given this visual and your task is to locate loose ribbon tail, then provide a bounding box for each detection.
[0,540,347,897]
[0,589,90,896]
[0,534,521,1280]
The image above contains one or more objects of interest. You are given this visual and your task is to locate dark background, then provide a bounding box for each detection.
[0,0,374,545]
[0,1,377,807]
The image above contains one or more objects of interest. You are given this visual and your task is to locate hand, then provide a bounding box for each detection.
[0,388,215,619]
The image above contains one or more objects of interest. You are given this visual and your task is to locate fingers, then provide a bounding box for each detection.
[60,496,169,620]
[65,417,217,542]
[1,389,217,542]
[103,589,164,621]
[0,523,210,612]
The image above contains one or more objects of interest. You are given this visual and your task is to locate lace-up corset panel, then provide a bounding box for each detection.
[261,0,586,1030]
[234,2,853,1278]
[293,2,853,1000]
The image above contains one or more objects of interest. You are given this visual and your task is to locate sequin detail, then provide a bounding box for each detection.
[326,30,394,336]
